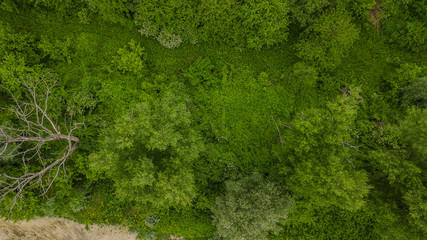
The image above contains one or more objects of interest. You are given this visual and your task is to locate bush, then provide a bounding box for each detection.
[156,30,183,49]
[212,172,294,240]
[111,39,146,74]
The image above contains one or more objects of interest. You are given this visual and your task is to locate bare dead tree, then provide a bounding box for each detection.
[0,76,82,211]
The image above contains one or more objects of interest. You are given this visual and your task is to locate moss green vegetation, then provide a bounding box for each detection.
[0,0,426,239]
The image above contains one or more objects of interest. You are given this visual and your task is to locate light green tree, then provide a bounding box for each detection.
[239,0,290,49]
[112,39,146,74]
[90,91,204,210]
[212,172,294,240]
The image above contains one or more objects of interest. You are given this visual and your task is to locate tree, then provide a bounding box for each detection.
[89,90,204,210]
[84,0,130,25]
[363,107,427,239]
[401,77,427,108]
[385,63,425,102]
[212,172,294,240]
[238,0,290,49]
[295,8,360,70]
[0,74,82,210]
[134,0,198,47]
[199,0,290,49]
[22,0,78,15]
[273,87,371,211]
[134,0,290,49]
[381,0,426,52]
[289,0,375,26]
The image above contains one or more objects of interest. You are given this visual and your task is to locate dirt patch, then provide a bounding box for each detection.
[0,217,137,240]
[368,0,384,33]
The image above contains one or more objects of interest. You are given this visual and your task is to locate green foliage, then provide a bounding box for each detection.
[289,0,375,26]
[76,184,132,226]
[84,0,130,25]
[134,0,197,48]
[26,0,79,14]
[289,0,331,26]
[111,39,146,74]
[290,62,318,88]
[273,89,371,211]
[190,64,290,173]
[358,107,427,238]
[1,1,425,239]
[183,57,216,87]
[0,23,39,93]
[135,0,196,33]
[156,209,215,239]
[0,54,33,94]
[275,204,379,240]
[296,8,360,70]
[398,107,427,167]
[212,172,294,240]
[382,0,427,52]
[40,183,89,217]
[196,0,239,45]
[135,0,290,49]
[38,36,74,63]
[201,0,291,49]
[385,62,426,101]
[238,0,290,49]
[0,190,42,220]
[0,0,19,12]
[401,77,427,108]
[0,23,39,64]
[90,90,204,210]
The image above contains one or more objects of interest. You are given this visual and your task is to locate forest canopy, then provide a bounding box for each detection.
[0,0,426,239]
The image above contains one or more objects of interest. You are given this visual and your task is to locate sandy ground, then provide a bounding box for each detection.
[0,217,137,240]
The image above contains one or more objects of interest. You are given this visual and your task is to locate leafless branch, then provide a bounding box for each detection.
[342,141,361,152]
[342,141,359,168]
[278,119,292,129]
[271,115,284,145]
[0,77,81,212]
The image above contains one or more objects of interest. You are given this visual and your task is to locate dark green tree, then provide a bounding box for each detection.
[385,63,426,102]
[296,8,360,70]
[84,0,131,25]
[273,88,371,211]
[401,77,427,108]
[363,107,427,239]
[289,0,375,26]
[381,0,426,52]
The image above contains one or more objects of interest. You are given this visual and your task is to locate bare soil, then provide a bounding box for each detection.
[0,217,137,240]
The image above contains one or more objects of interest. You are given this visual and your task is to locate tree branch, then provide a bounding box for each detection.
[0,78,81,212]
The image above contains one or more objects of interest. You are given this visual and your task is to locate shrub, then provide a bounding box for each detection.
[156,30,183,49]
[212,172,294,240]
